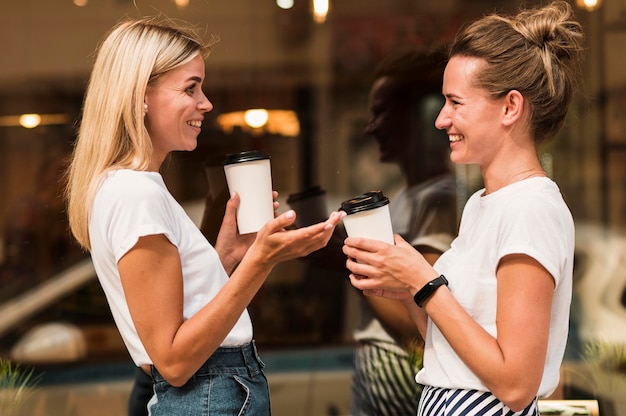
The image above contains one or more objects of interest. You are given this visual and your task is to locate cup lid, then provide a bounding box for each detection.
[286,185,326,203]
[223,150,270,165]
[339,190,389,215]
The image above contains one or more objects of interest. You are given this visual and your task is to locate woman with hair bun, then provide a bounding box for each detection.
[342,2,583,414]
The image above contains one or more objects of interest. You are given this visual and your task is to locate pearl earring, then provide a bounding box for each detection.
[143,103,148,112]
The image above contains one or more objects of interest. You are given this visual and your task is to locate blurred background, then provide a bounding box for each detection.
[1,0,626,415]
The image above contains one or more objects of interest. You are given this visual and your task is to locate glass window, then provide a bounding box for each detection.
[0,1,624,414]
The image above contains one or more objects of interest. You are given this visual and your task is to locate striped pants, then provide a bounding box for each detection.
[351,341,422,416]
[418,385,539,416]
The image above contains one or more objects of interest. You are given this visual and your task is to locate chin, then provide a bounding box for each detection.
[183,140,199,152]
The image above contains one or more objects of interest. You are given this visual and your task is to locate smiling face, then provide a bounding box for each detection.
[144,53,213,170]
[435,56,505,169]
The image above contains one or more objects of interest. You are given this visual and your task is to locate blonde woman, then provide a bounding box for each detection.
[343,2,583,414]
[65,17,343,415]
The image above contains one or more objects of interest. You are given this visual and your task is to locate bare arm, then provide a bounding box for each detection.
[423,254,553,410]
[362,250,441,348]
[119,203,344,387]
[344,236,554,411]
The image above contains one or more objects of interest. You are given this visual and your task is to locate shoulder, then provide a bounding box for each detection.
[98,170,168,201]
[408,174,457,204]
[501,178,569,218]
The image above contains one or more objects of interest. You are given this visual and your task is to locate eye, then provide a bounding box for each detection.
[185,83,197,95]
[444,96,460,107]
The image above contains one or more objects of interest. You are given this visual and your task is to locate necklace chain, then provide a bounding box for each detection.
[518,170,544,181]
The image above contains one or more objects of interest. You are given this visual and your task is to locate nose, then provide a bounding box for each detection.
[364,118,375,135]
[199,91,213,113]
[434,105,449,131]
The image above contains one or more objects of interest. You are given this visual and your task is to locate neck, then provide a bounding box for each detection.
[483,162,545,195]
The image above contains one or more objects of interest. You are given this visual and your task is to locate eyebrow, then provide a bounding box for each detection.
[187,76,203,83]
[443,93,460,100]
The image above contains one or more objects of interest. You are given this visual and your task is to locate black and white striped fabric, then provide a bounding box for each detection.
[417,385,539,416]
[351,341,422,416]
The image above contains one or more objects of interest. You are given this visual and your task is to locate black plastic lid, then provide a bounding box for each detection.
[223,150,270,165]
[339,190,389,215]
[286,185,326,204]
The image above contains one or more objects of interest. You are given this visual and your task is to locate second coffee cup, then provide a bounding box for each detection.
[223,150,274,234]
[340,190,394,245]
[286,185,328,228]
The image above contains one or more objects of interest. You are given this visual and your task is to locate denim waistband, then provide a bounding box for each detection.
[151,340,264,382]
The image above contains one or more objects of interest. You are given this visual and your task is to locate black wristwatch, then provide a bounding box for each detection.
[413,275,448,307]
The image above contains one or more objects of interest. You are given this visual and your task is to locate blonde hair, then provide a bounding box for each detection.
[449,1,584,143]
[66,16,211,250]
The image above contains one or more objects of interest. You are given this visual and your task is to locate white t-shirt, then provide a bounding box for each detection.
[416,177,574,398]
[89,169,253,366]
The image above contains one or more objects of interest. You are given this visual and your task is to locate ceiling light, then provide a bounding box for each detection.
[217,109,300,137]
[244,109,269,128]
[312,0,329,23]
[19,114,42,129]
[0,113,70,129]
[576,0,602,11]
[276,0,294,9]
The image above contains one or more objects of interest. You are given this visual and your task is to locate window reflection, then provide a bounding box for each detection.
[0,0,625,414]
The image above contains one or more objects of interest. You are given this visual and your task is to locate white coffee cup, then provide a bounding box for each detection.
[286,185,328,228]
[340,190,394,245]
[223,150,274,234]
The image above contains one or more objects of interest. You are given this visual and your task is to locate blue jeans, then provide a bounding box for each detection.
[148,340,271,416]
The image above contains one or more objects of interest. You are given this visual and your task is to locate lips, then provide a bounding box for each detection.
[449,134,463,143]
[187,120,202,128]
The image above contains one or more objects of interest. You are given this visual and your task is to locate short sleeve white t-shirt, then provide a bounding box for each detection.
[416,177,574,398]
[89,169,253,366]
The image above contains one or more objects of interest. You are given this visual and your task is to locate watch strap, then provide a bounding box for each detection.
[413,274,448,308]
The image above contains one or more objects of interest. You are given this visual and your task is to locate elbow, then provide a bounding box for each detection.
[488,368,542,412]
[165,375,189,388]
[504,397,537,413]
[493,387,538,413]
[154,363,193,388]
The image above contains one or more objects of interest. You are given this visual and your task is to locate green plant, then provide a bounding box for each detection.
[584,341,626,372]
[406,338,424,371]
[0,358,40,416]
[582,341,626,393]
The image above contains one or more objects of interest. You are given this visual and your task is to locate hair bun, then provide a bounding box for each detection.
[513,1,583,60]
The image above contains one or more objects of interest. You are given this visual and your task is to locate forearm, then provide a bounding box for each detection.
[153,250,274,386]
[403,300,428,339]
[422,288,541,410]
[365,295,423,347]
[215,245,241,275]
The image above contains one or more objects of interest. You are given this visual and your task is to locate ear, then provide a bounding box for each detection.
[501,89,524,127]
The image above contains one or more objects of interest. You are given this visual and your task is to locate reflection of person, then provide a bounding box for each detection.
[65,16,343,416]
[344,1,582,414]
[1,153,84,286]
[351,49,457,416]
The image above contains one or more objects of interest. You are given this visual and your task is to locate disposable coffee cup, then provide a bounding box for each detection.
[286,185,328,228]
[223,150,274,234]
[339,190,394,245]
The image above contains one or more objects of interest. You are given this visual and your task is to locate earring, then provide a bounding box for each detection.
[143,103,148,112]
